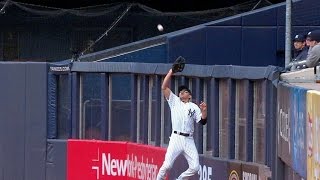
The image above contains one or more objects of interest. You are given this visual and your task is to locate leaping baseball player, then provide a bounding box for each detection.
[156,57,208,180]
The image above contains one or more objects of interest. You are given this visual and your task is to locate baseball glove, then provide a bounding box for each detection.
[172,56,186,73]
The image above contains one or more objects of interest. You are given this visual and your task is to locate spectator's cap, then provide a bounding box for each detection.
[293,34,305,42]
[307,31,312,36]
[308,30,320,42]
[306,31,312,41]
[178,85,192,95]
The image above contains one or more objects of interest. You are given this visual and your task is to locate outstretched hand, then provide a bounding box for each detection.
[199,101,207,111]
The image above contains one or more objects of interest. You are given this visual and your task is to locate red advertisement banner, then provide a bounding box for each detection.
[126,143,166,180]
[67,140,270,180]
[67,140,166,180]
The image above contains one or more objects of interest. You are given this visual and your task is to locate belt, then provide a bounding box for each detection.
[173,131,191,137]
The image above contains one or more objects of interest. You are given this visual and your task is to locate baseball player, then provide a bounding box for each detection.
[156,68,208,180]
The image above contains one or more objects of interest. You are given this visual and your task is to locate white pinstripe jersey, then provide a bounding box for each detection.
[166,91,202,134]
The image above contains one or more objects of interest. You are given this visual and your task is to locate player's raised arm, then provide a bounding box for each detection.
[199,101,207,125]
[161,69,173,99]
[162,56,186,99]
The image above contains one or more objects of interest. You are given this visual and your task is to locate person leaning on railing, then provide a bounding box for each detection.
[292,34,309,62]
[286,30,320,71]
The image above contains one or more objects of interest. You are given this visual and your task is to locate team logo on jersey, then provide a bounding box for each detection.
[188,109,195,118]
[228,170,239,180]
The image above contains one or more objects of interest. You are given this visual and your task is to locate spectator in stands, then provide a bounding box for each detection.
[305,31,313,58]
[292,34,308,62]
[286,30,320,71]
[306,31,312,48]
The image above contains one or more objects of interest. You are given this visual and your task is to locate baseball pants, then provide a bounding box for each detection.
[156,133,200,180]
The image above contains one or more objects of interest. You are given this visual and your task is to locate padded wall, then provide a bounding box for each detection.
[0,63,26,180]
[241,27,277,66]
[169,5,281,66]
[25,63,48,180]
[205,27,242,65]
[46,139,67,180]
[167,27,206,64]
[205,26,278,66]
[47,73,57,139]
[0,62,47,180]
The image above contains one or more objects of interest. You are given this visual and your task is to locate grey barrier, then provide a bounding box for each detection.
[0,62,47,180]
